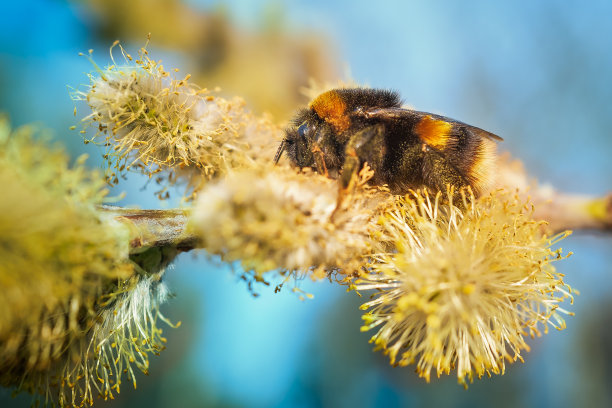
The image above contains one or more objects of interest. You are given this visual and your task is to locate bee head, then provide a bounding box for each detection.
[273,106,315,165]
[283,124,313,168]
[275,88,399,170]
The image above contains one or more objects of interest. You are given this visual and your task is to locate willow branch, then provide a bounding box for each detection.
[100,205,199,252]
[105,187,612,258]
[496,154,612,233]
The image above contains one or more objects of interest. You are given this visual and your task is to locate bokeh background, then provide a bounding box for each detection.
[2,1,612,407]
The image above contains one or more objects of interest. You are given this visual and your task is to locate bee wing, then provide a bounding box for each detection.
[436,115,504,142]
[465,127,504,142]
[358,107,504,142]
[357,107,501,195]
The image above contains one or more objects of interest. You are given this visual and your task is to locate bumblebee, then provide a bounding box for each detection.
[274,88,502,196]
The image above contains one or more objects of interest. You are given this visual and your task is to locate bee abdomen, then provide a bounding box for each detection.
[413,115,498,195]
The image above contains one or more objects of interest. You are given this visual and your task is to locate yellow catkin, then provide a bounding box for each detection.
[0,120,172,407]
[72,42,281,200]
[190,165,390,284]
[357,188,574,386]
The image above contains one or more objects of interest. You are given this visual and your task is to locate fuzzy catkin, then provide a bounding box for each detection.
[190,166,389,281]
[0,120,173,407]
[358,189,573,385]
[188,155,574,385]
[74,44,282,200]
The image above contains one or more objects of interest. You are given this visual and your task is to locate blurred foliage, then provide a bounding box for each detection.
[79,0,340,119]
[573,299,612,408]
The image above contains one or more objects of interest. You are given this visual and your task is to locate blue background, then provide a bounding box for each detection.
[1,1,612,407]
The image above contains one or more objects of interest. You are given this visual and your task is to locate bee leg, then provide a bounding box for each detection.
[332,124,385,219]
[341,123,386,191]
[339,147,360,191]
[311,143,329,177]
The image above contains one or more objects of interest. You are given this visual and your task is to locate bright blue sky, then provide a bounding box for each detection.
[1,1,612,408]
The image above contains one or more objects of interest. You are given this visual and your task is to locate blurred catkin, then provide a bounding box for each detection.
[0,119,173,407]
[84,0,340,118]
[190,165,390,283]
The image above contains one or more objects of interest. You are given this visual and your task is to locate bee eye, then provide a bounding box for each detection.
[298,123,310,139]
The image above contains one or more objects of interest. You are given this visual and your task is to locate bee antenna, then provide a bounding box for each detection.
[273,139,286,165]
